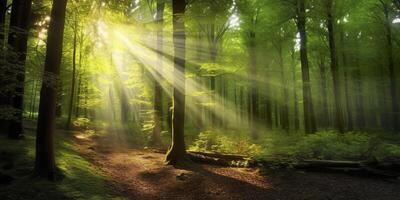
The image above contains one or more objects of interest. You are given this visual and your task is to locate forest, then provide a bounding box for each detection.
[0,0,400,199]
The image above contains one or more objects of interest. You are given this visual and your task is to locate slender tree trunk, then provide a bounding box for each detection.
[165,0,189,165]
[340,29,353,131]
[119,85,129,123]
[239,86,244,124]
[353,42,365,129]
[7,0,33,139]
[0,0,8,132]
[28,80,36,118]
[0,0,6,47]
[296,0,316,133]
[291,51,300,130]
[249,35,259,138]
[31,80,39,118]
[210,74,216,125]
[276,42,289,132]
[318,54,330,128]
[67,18,78,129]
[84,79,88,118]
[264,63,273,129]
[326,0,344,133]
[75,34,84,118]
[343,65,353,131]
[274,100,279,128]
[383,3,399,131]
[35,0,68,180]
[151,0,165,145]
[75,73,82,118]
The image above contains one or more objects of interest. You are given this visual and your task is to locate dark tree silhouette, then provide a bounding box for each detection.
[165,0,190,166]
[296,0,317,134]
[6,0,33,139]
[35,0,68,180]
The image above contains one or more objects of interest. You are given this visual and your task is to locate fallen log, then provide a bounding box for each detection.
[187,153,231,167]
[187,151,249,161]
[150,149,400,177]
[295,160,363,169]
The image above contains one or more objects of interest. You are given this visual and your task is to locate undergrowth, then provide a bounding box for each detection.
[0,130,125,200]
[189,129,400,167]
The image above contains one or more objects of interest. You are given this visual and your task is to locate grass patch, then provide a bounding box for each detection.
[0,129,126,200]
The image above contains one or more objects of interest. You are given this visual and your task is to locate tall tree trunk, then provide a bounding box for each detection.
[249,34,259,139]
[35,0,68,180]
[326,0,344,133]
[210,75,216,125]
[353,42,365,129]
[318,54,330,128]
[67,17,78,129]
[0,0,8,132]
[276,42,289,132]
[151,0,165,146]
[7,0,33,139]
[274,100,279,128]
[383,2,399,131]
[0,0,6,47]
[75,73,82,118]
[239,86,244,124]
[291,51,300,130]
[340,29,353,131]
[296,0,316,133]
[165,0,189,166]
[75,31,84,118]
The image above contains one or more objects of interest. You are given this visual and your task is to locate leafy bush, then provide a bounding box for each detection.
[189,130,262,157]
[73,117,91,130]
[373,144,400,161]
[295,131,371,160]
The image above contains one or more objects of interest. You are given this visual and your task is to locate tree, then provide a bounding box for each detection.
[165,0,190,166]
[67,10,78,129]
[151,0,165,146]
[326,0,345,133]
[0,0,6,47]
[296,0,317,133]
[35,0,68,180]
[6,0,33,139]
[380,0,399,131]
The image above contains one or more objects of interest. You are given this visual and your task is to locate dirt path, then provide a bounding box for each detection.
[73,133,400,200]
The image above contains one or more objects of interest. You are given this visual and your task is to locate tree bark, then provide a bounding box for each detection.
[326,0,344,133]
[6,0,33,139]
[296,0,316,134]
[249,34,259,138]
[165,0,189,166]
[67,17,78,129]
[340,29,353,131]
[151,0,165,146]
[383,2,399,131]
[353,42,365,129]
[318,54,330,128]
[276,42,289,132]
[35,0,68,180]
[0,0,6,47]
[291,51,300,130]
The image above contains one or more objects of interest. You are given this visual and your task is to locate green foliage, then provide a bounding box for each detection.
[373,144,400,161]
[189,130,262,157]
[295,131,371,160]
[258,131,400,165]
[0,131,125,200]
[73,117,91,129]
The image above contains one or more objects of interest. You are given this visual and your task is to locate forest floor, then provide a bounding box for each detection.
[73,131,400,200]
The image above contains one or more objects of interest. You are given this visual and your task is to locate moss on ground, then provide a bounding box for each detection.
[0,130,126,200]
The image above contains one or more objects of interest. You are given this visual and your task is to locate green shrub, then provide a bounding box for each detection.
[373,144,400,161]
[295,131,371,160]
[189,130,262,157]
